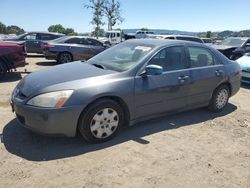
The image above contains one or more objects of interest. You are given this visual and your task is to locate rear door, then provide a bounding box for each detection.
[186,45,226,107]
[134,45,191,119]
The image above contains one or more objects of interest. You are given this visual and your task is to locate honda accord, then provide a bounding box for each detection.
[10,39,242,143]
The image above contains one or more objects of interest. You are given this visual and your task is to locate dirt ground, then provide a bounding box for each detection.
[0,56,249,188]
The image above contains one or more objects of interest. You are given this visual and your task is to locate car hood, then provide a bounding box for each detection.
[236,55,250,69]
[211,44,236,50]
[18,61,116,97]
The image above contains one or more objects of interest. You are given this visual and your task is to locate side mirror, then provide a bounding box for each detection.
[141,64,163,77]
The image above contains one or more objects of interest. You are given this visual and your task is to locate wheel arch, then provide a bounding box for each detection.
[217,82,232,96]
[57,51,74,62]
[77,95,131,130]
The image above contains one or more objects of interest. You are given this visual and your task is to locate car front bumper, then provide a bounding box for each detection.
[11,100,84,137]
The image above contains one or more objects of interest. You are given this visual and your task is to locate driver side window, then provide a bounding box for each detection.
[148,46,187,72]
[23,33,37,40]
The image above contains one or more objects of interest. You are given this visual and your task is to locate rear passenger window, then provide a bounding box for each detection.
[65,38,81,44]
[188,47,219,67]
[148,46,187,72]
[40,34,54,40]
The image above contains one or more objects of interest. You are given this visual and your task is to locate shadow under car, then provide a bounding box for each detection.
[2,104,237,161]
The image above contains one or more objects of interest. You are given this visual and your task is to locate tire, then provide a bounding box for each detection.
[0,63,7,80]
[78,99,124,143]
[208,85,230,112]
[58,52,73,63]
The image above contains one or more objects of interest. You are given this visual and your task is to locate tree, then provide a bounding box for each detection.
[48,24,65,34]
[84,0,106,38]
[6,25,24,35]
[64,28,77,35]
[103,0,123,30]
[0,22,7,34]
[141,27,149,31]
[206,31,212,38]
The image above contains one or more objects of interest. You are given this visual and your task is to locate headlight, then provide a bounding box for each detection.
[26,90,73,108]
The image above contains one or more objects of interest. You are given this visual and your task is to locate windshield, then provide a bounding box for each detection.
[105,33,111,38]
[221,38,246,47]
[88,42,154,72]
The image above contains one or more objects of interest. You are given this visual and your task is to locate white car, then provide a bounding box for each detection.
[135,30,157,39]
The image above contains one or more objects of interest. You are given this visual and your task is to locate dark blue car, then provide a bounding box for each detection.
[4,32,64,53]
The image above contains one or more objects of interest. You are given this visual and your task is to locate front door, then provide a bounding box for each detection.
[21,33,41,53]
[134,45,191,119]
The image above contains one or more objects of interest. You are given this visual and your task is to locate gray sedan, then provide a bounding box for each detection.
[11,39,241,143]
[43,36,108,63]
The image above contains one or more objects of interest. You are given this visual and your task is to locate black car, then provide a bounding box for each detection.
[42,36,108,63]
[4,32,64,53]
[212,37,250,60]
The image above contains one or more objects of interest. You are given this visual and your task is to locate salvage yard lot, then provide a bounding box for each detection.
[0,56,249,187]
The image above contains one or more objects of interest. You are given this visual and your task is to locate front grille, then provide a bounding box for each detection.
[16,113,25,124]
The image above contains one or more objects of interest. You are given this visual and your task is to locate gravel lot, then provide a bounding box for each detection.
[0,56,249,188]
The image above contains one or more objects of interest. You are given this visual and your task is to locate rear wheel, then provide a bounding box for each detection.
[78,99,124,143]
[58,52,73,63]
[208,85,230,112]
[0,63,7,80]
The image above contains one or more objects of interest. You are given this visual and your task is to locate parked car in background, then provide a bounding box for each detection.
[164,35,204,43]
[11,39,241,143]
[236,53,250,84]
[3,32,64,53]
[135,30,156,39]
[43,36,108,63]
[124,33,136,40]
[98,30,122,45]
[0,42,26,80]
[201,38,214,45]
[211,37,250,60]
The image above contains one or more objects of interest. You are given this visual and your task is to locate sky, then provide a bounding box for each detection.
[0,0,249,33]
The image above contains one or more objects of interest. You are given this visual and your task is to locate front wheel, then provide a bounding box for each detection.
[208,85,230,112]
[78,99,124,143]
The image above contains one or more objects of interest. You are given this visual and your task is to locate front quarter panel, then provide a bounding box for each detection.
[42,74,136,120]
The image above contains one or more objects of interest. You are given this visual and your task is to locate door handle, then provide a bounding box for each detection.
[178,75,189,84]
[33,41,39,44]
[178,75,189,80]
[215,70,223,77]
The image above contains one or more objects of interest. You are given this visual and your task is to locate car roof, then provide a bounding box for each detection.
[124,39,205,47]
[26,31,64,36]
[164,34,199,38]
